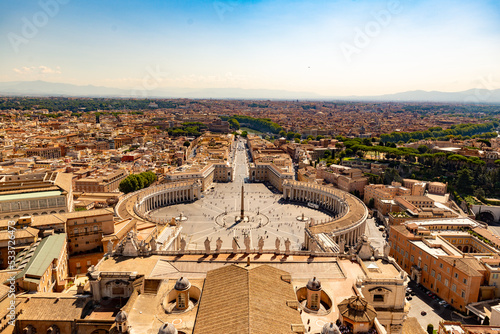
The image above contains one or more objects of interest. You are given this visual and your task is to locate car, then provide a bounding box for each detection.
[442,303,450,308]
[439,300,447,305]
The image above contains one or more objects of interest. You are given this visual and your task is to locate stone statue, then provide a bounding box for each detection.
[339,238,346,254]
[232,237,239,253]
[244,234,251,253]
[275,237,281,253]
[374,248,380,258]
[284,238,291,254]
[204,237,211,253]
[258,236,264,253]
[107,240,114,254]
[349,246,356,255]
[180,237,187,252]
[150,237,157,252]
[215,237,222,252]
[384,240,391,258]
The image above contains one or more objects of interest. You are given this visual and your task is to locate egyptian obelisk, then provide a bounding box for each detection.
[240,184,245,219]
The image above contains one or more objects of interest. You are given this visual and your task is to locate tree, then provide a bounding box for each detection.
[456,167,474,194]
[183,140,190,147]
[427,324,433,334]
[241,131,248,138]
[228,118,240,130]
[368,198,375,209]
[418,145,430,154]
[279,130,286,138]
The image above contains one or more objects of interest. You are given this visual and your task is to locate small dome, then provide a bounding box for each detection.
[321,322,340,334]
[158,323,178,334]
[306,277,321,291]
[174,277,191,291]
[115,310,127,323]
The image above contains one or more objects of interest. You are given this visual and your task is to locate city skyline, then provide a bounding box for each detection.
[1,0,500,97]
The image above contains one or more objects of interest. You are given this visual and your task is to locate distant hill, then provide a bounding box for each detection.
[346,89,500,103]
[0,80,499,103]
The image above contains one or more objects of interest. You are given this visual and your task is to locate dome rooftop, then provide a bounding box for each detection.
[321,322,340,334]
[174,276,191,291]
[115,310,127,323]
[306,277,321,291]
[158,323,177,334]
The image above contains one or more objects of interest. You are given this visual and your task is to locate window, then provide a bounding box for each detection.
[410,255,414,262]
[439,263,443,268]
[454,273,458,279]
[447,267,450,273]
[445,279,449,287]
[177,293,186,309]
[463,278,467,284]
[431,270,435,277]
[461,290,466,298]
[451,284,457,292]
[493,274,499,279]
[374,294,384,302]
[424,265,428,272]
[437,274,441,281]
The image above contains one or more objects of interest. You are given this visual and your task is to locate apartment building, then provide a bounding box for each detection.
[65,208,115,276]
[389,220,495,311]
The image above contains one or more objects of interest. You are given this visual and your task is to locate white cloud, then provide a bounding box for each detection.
[12,65,61,75]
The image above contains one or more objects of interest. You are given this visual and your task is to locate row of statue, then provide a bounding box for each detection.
[179,235,292,254]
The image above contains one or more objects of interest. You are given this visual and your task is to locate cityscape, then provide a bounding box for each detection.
[1,1,500,334]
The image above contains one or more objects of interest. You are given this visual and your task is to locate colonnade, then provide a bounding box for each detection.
[135,181,202,216]
[283,180,368,246]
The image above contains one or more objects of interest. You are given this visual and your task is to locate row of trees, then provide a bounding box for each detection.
[0,97,179,112]
[221,115,282,134]
[167,122,207,137]
[118,171,157,194]
[380,121,499,143]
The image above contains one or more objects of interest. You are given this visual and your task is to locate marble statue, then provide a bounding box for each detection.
[215,237,222,252]
[284,238,291,254]
[258,236,264,253]
[244,234,251,253]
[204,237,211,253]
[180,237,186,252]
[339,238,346,254]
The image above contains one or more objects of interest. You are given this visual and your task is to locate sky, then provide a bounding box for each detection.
[0,0,499,96]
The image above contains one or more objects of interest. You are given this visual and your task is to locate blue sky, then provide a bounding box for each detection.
[1,0,499,96]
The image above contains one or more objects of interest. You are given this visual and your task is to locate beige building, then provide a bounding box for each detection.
[13,233,68,293]
[74,168,128,193]
[0,172,73,219]
[317,165,368,196]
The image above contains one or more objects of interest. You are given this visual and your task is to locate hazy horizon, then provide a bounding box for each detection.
[1,0,500,97]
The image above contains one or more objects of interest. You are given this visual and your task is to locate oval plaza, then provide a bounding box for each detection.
[116,134,368,253]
